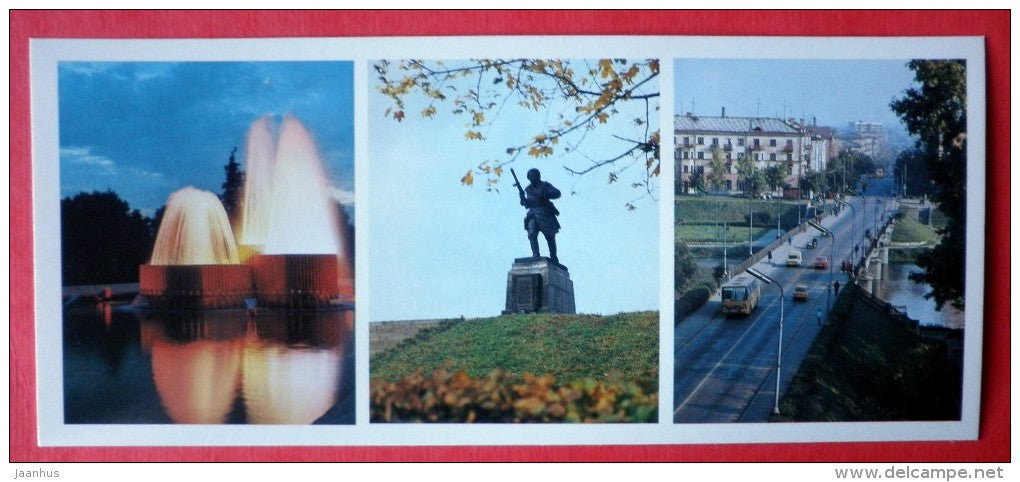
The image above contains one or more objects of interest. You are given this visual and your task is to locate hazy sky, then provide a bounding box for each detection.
[58,61,355,215]
[367,59,660,321]
[674,58,916,132]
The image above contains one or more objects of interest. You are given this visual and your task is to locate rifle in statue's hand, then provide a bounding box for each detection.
[510,168,527,206]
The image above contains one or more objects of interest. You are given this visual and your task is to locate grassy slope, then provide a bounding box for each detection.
[774,288,961,421]
[891,212,939,244]
[371,311,658,391]
[676,195,800,224]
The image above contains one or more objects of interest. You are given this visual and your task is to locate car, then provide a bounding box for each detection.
[786,250,803,267]
[793,284,809,301]
[813,256,830,269]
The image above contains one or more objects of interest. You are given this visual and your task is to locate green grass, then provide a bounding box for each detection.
[773,286,961,422]
[371,311,659,391]
[676,195,800,225]
[677,224,773,243]
[892,211,939,244]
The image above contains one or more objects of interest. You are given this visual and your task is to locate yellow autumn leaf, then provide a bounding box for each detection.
[421,106,436,118]
[597,112,609,124]
[598,59,614,78]
[461,170,474,186]
[472,111,485,126]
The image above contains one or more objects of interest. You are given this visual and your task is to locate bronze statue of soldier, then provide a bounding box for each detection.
[512,168,562,265]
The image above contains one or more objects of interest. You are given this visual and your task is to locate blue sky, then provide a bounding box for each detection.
[367,59,660,321]
[58,61,355,216]
[674,59,915,132]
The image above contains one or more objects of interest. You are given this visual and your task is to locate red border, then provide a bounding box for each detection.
[10,10,1009,462]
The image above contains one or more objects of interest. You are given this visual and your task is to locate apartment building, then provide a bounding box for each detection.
[675,114,812,195]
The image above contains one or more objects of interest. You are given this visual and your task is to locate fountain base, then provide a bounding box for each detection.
[252,254,342,309]
[139,264,254,309]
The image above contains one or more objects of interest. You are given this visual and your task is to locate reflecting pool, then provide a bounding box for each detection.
[63,303,354,424]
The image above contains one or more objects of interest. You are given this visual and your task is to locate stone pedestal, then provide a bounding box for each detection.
[503,257,575,314]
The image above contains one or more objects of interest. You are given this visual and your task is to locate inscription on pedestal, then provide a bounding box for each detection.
[503,257,575,314]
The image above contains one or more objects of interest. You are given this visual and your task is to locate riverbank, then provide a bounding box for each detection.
[772,284,962,421]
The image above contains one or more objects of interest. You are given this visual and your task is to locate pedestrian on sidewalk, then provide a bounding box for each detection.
[834,280,841,295]
[816,309,823,325]
[767,250,772,264]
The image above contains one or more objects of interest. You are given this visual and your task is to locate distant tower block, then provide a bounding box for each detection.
[252,254,341,309]
[503,257,575,314]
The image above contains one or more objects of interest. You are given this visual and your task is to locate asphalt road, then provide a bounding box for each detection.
[674,178,899,423]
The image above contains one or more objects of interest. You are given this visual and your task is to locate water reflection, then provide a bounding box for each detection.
[64,305,354,424]
[876,263,965,330]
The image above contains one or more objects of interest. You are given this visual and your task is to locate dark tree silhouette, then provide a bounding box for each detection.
[220,146,245,222]
[61,190,155,285]
[890,59,967,310]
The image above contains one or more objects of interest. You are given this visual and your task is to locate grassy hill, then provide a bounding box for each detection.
[370,312,659,423]
[371,311,658,391]
[891,210,939,244]
[676,195,804,243]
[773,285,961,422]
[676,195,802,225]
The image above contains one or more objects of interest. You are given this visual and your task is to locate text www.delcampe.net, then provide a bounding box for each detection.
[834,466,1006,481]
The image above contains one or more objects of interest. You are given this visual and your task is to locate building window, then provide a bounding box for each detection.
[786,139,794,147]
[712,137,719,147]
[753,139,760,149]
[683,165,689,173]
[737,137,745,146]
[725,152,731,160]
[769,139,777,147]
[725,180,733,190]
[737,152,744,160]
[697,151,704,159]
[786,153,793,161]
[769,153,777,161]
[683,136,690,146]
[697,137,704,145]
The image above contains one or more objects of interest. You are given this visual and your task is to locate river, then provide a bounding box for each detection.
[876,263,965,330]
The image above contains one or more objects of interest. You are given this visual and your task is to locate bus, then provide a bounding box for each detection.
[720,275,762,316]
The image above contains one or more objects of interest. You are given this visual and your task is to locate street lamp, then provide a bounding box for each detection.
[835,198,856,262]
[808,220,835,313]
[749,198,756,256]
[723,220,729,280]
[747,267,784,415]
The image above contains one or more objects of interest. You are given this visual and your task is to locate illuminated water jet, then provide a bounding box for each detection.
[140,115,354,309]
[238,116,277,251]
[150,186,240,265]
[262,116,341,255]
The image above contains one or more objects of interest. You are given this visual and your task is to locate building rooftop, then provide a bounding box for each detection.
[675,114,803,135]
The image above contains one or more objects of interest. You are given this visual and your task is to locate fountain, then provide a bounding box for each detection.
[139,114,354,310]
[139,187,253,309]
